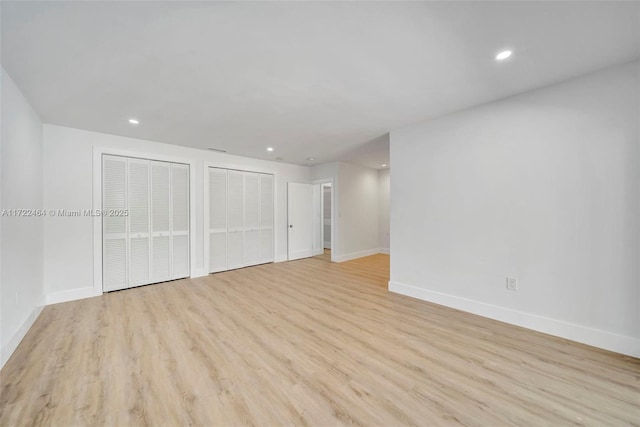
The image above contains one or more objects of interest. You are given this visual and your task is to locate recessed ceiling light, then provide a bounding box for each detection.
[267,147,274,152]
[128,118,139,125]
[306,157,316,161]
[495,50,512,61]
[382,164,387,167]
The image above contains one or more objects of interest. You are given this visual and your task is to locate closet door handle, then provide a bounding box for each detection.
[289,225,293,228]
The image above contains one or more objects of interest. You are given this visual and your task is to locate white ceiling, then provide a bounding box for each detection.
[2,1,639,168]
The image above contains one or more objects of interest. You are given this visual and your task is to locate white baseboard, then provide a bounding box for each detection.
[47,287,97,305]
[49,268,212,305]
[1,304,45,369]
[275,255,288,263]
[191,269,209,279]
[388,280,640,358]
[333,248,386,263]
[379,247,390,255]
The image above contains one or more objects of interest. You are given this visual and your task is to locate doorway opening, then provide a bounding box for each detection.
[315,183,332,262]
[286,180,335,262]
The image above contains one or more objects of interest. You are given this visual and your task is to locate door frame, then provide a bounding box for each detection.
[312,183,322,257]
[312,178,335,262]
[92,147,198,297]
[320,182,332,251]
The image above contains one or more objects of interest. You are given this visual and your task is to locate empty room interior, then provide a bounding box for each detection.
[1,1,639,425]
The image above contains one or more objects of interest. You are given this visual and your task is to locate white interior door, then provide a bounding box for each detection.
[287,182,313,261]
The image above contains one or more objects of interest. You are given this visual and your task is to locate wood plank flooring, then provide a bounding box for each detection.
[1,254,639,426]
[313,248,331,262]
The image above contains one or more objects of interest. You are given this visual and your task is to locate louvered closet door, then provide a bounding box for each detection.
[171,163,190,279]
[151,161,171,282]
[209,168,227,273]
[243,172,260,267]
[227,170,244,270]
[259,174,274,264]
[127,158,151,287]
[103,155,128,291]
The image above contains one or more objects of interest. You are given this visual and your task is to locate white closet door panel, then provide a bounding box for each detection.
[259,228,273,263]
[209,168,227,229]
[103,156,127,235]
[103,155,128,290]
[209,232,227,272]
[244,230,259,266]
[171,164,189,232]
[104,238,127,291]
[260,174,274,227]
[151,161,171,233]
[227,171,244,229]
[151,161,171,281]
[172,234,189,278]
[128,159,150,234]
[244,172,260,228]
[152,236,170,281]
[171,163,189,279]
[243,172,260,266]
[209,168,227,273]
[259,174,274,263]
[227,231,243,269]
[129,237,150,285]
[127,159,151,286]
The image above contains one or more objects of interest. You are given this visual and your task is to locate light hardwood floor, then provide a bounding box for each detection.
[1,254,639,426]
[314,248,331,262]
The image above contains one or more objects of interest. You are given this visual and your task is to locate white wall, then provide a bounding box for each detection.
[378,168,390,253]
[43,125,310,301]
[389,61,640,357]
[1,68,45,367]
[311,162,339,185]
[338,162,380,261]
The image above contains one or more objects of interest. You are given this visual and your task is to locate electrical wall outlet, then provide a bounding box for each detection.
[506,277,518,291]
